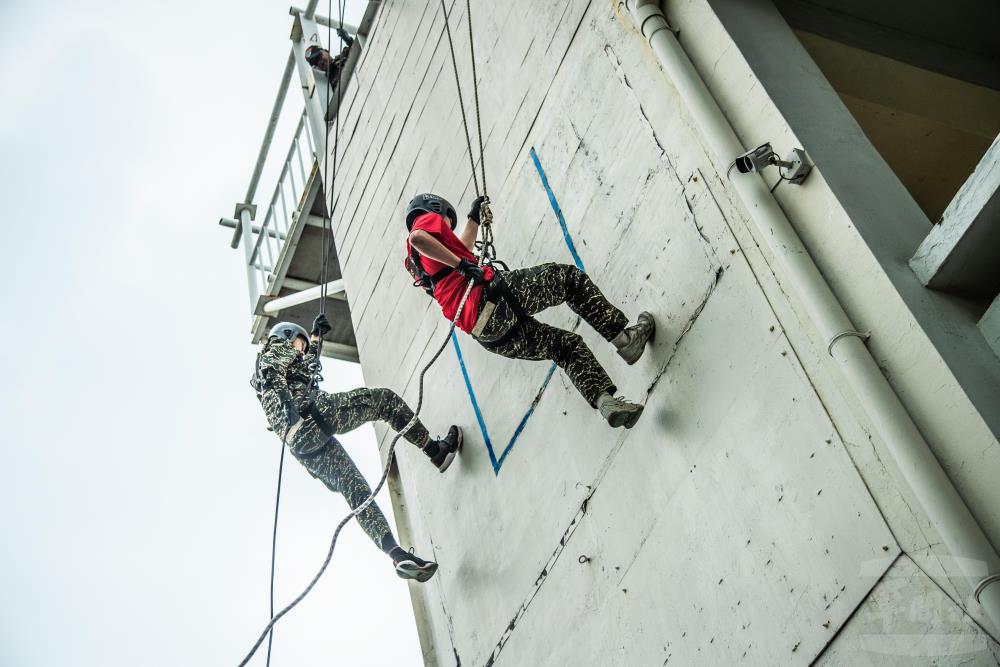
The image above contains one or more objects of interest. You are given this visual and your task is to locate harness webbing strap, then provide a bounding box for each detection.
[476,274,531,349]
[488,273,529,321]
[430,266,455,283]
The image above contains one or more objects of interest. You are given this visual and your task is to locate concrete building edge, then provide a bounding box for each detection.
[810,553,1000,665]
[334,0,1000,660]
[700,0,1000,440]
[619,0,997,636]
[678,0,1000,634]
[384,462,442,667]
[342,5,445,661]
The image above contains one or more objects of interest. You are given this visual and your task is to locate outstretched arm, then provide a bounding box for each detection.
[409,230,461,267]
[457,218,479,252]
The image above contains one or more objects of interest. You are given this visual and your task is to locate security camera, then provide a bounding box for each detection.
[734,143,776,174]
[730,143,811,185]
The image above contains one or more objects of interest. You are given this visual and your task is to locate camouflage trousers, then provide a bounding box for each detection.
[291,387,429,548]
[472,263,629,406]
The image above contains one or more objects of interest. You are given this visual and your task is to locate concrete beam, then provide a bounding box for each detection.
[773,0,1000,92]
[794,31,1000,140]
[910,134,1000,296]
[287,7,359,36]
[304,213,328,229]
[980,297,1000,360]
[318,340,359,363]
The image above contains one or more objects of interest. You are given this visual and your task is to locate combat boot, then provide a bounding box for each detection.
[615,311,655,365]
[597,394,644,429]
[392,549,438,582]
[424,425,463,473]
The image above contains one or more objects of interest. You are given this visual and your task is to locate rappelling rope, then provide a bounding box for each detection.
[239,1,490,665]
[264,434,285,667]
[439,0,494,260]
[464,0,487,199]
[263,1,346,664]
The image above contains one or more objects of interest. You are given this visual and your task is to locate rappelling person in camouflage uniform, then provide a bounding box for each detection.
[403,193,655,428]
[254,316,462,581]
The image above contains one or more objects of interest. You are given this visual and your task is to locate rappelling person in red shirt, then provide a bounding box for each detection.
[403,193,655,428]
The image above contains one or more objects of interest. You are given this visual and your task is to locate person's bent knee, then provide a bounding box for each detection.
[370,387,399,403]
[551,331,585,364]
[560,263,586,286]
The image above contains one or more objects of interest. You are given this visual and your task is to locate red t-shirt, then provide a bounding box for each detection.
[406,212,494,334]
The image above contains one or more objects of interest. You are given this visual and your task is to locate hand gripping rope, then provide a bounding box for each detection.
[240,1,490,664]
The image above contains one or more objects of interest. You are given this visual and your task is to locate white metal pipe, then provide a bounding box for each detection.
[288,6,359,35]
[625,0,1000,632]
[263,279,345,315]
[219,217,287,241]
[238,206,259,308]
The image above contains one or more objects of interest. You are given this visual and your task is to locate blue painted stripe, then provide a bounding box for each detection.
[451,332,498,472]
[450,147,586,475]
[494,362,558,472]
[530,147,585,271]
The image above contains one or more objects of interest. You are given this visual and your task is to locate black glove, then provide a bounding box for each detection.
[467,196,487,225]
[455,258,486,285]
[311,313,332,338]
[336,27,353,46]
[277,389,301,427]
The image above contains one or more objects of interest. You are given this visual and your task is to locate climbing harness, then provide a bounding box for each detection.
[405,245,455,296]
[239,1,494,664]
[475,273,531,348]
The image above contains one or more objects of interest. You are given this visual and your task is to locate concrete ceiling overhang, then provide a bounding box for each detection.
[774,0,1000,91]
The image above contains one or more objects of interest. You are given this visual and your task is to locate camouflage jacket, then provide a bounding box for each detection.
[253,338,321,444]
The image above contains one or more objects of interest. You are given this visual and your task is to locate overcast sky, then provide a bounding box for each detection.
[0,1,423,664]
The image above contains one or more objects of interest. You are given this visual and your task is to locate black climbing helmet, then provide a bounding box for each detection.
[305,45,325,66]
[268,322,310,351]
[405,193,457,231]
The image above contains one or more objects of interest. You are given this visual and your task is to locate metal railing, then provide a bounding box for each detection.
[219,109,317,311]
[221,2,374,325]
[246,111,315,307]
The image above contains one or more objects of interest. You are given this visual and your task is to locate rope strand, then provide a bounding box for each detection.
[262,1,343,663]
[264,444,286,666]
[465,0,486,198]
[440,0,480,198]
[242,3,492,664]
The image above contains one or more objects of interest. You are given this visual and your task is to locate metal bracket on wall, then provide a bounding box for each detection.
[827,329,871,357]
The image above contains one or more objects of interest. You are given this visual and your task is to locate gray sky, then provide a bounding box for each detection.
[0,1,422,664]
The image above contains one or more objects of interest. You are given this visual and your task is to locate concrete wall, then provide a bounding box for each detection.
[319,0,1000,663]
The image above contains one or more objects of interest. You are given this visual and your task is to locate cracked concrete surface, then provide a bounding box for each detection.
[318,0,1000,663]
